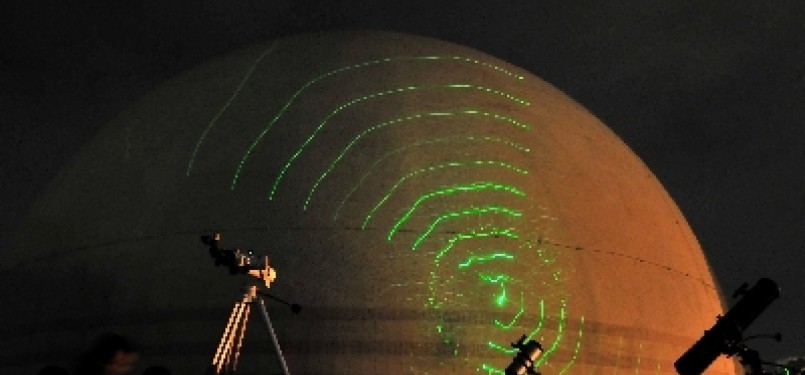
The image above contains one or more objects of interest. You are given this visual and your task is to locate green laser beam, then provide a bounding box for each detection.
[557,316,585,375]
[362,161,527,229]
[387,181,526,239]
[304,110,531,210]
[267,84,530,202]
[534,301,567,367]
[412,205,522,250]
[458,252,515,268]
[187,41,279,176]
[230,55,526,190]
[494,292,525,329]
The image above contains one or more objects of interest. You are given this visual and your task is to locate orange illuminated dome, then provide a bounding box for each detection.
[6,31,736,374]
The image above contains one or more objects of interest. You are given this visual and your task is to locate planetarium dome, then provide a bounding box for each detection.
[5,31,736,374]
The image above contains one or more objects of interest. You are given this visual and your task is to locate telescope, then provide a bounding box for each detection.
[202,233,276,288]
[674,278,780,375]
[199,233,291,375]
[505,335,544,375]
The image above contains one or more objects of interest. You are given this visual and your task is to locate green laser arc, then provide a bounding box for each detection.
[229,55,527,190]
[534,302,567,367]
[481,363,506,375]
[387,181,526,241]
[494,292,525,329]
[186,41,279,176]
[556,316,585,375]
[426,227,520,309]
[451,247,528,351]
[487,341,518,355]
[333,136,530,221]
[265,84,530,203]
[434,227,519,262]
[487,297,548,356]
[415,209,572,375]
[484,302,574,375]
[527,299,547,341]
[478,272,513,307]
[412,205,523,250]
[457,251,516,269]
[362,161,528,229]
[483,298,577,375]
[303,110,532,211]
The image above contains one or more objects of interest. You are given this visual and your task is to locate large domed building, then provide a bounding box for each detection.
[3,31,736,374]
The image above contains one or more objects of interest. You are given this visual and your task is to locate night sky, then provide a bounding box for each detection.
[2,0,803,364]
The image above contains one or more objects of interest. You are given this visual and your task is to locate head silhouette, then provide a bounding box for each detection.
[74,333,139,375]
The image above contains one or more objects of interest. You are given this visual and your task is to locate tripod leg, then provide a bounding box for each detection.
[212,298,249,374]
[257,298,292,375]
[223,302,249,373]
[212,302,242,373]
[230,302,251,373]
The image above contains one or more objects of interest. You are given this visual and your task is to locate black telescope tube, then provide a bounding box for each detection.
[674,326,735,375]
[674,278,779,375]
[722,278,779,331]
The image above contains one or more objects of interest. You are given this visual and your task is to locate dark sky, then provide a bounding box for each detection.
[2,0,803,363]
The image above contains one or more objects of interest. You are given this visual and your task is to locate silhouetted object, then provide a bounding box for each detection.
[737,347,765,375]
[73,333,139,375]
[201,233,292,375]
[505,335,543,375]
[38,365,69,375]
[674,278,780,375]
[771,356,805,375]
[735,333,798,375]
[141,366,170,375]
[202,233,276,288]
[201,233,301,314]
[202,233,268,273]
[258,290,302,314]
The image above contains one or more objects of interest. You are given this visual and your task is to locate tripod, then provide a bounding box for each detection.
[200,233,300,375]
[209,282,291,375]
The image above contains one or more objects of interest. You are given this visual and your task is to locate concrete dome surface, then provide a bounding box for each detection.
[5,31,735,374]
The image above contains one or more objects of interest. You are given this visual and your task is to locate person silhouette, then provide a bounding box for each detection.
[73,333,139,375]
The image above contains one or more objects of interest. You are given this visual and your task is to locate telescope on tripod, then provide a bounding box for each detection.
[201,233,300,375]
[674,278,788,375]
